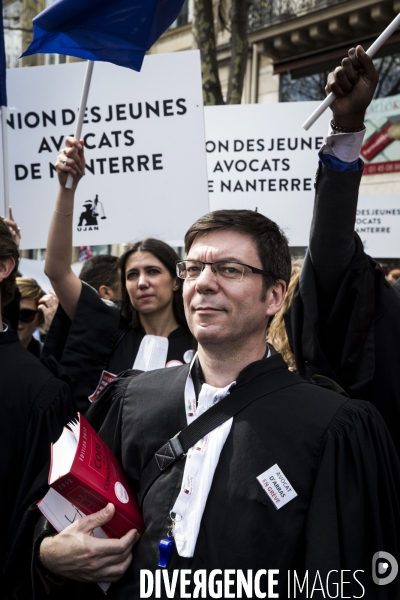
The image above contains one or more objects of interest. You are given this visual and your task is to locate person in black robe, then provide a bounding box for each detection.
[32,173,400,597]
[42,154,193,413]
[15,277,46,358]
[3,285,20,333]
[41,254,121,367]
[2,208,22,332]
[35,354,398,600]
[42,278,194,414]
[284,47,400,457]
[0,219,76,599]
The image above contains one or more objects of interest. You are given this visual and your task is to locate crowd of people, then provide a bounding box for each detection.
[1,45,400,599]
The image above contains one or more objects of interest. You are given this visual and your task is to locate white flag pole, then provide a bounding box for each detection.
[65,59,94,189]
[302,13,400,131]
[1,105,9,216]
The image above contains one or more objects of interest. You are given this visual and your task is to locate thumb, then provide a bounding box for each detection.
[78,503,116,534]
[356,45,378,83]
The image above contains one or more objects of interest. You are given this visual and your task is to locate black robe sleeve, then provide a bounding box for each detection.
[41,303,72,363]
[2,286,21,333]
[285,162,400,457]
[2,377,76,598]
[27,374,138,600]
[308,161,362,318]
[85,369,142,436]
[305,399,400,599]
[42,282,122,413]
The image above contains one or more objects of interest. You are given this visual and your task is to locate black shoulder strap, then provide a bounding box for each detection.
[138,368,299,506]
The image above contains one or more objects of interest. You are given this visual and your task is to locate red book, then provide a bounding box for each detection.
[49,413,144,538]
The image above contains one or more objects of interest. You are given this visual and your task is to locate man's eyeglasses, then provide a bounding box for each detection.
[19,308,39,323]
[176,260,272,282]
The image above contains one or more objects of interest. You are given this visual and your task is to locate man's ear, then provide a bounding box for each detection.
[172,278,180,292]
[0,257,15,283]
[265,280,287,317]
[98,284,114,299]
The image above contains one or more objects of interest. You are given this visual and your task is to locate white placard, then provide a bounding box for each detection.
[4,51,209,250]
[204,102,400,257]
[204,102,330,247]
[356,195,400,257]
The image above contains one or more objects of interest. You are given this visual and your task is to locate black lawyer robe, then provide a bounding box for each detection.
[67,354,400,600]
[0,325,76,597]
[42,282,194,413]
[285,163,400,458]
[2,286,21,333]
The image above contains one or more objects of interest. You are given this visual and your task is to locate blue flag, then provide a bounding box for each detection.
[0,6,7,106]
[21,0,186,71]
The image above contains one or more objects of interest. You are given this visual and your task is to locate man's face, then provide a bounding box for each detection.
[183,230,281,349]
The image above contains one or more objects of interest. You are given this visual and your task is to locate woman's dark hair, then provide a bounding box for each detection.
[119,238,186,329]
[0,219,19,308]
[79,254,120,293]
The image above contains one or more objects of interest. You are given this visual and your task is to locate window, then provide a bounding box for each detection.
[169,0,192,29]
[280,50,400,102]
[45,54,67,66]
[3,1,23,69]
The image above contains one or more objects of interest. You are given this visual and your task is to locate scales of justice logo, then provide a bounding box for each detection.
[77,194,107,231]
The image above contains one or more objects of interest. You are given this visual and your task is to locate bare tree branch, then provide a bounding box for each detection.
[226,0,251,104]
[193,0,225,105]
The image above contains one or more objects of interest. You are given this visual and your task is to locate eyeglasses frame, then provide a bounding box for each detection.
[175,259,273,281]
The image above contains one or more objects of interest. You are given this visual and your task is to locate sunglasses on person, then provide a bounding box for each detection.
[19,308,39,323]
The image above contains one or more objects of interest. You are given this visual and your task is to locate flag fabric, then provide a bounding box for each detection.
[21,0,186,71]
[79,246,92,262]
[0,6,7,106]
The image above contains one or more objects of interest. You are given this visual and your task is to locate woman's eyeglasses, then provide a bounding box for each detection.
[19,308,39,323]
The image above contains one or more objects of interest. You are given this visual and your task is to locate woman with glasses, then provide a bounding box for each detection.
[16,277,46,357]
[44,138,194,413]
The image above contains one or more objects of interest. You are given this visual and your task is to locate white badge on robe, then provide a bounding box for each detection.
[132,335,169,371]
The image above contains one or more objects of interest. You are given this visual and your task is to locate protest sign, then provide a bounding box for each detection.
[361,94,400,175]
[204,99,400,256]
[355,195,400,256]
[204,102,329,247]
[3,50,208,250]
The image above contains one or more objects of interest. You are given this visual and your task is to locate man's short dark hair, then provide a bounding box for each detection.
[79,255,120,293]
[0,219,19,307]
[184,210,291,289]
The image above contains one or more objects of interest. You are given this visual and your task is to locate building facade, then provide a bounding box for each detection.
[2,0,400,262]
[148,0,400,199]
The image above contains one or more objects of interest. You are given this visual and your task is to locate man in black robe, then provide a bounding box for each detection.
[284,47,400,457]
[0,218,76,598]
[33,50,400,597]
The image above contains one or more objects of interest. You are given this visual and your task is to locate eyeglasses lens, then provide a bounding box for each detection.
[177,261,245,280]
